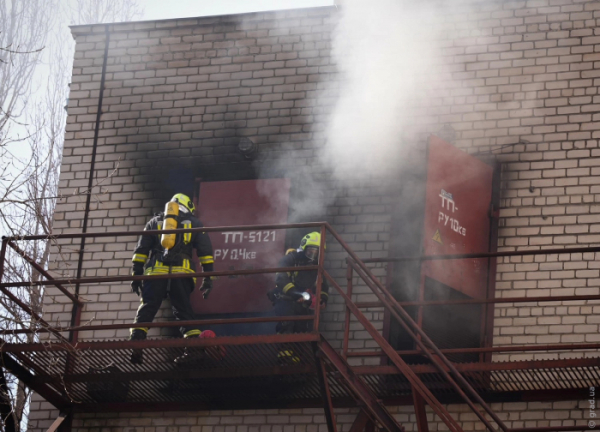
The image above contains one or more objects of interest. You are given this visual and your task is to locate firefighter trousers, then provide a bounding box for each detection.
[133,277,199,337]
[273,299,312,334]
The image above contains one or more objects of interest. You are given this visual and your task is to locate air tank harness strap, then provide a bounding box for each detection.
[166,263,172,295]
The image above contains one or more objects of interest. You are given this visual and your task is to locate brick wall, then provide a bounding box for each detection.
[428,0,600,362]
[28,0,600,430]
[28,401,589,432]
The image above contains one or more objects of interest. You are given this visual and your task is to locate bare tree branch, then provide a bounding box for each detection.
[0,1,143,429]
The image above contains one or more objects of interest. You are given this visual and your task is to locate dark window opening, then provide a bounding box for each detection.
[421,277,481,363]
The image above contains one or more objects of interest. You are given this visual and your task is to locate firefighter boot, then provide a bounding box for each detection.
[201,330,226,361]
[129,329,147,365]
[277,346,300,365]
[174,332,204,365]
[174,330,223,365]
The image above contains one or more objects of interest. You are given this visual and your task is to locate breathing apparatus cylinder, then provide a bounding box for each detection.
[160,201,179,250]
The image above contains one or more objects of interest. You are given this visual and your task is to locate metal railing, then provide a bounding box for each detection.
[1,223,599,431]
[343,247,600,362]
[0,222,327,344]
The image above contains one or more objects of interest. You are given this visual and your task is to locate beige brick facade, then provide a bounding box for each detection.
[29,402,589,432]
[28,0,600,430]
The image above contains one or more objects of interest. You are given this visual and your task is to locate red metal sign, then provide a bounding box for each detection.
[421,136,494,299]
[192,179,290,314]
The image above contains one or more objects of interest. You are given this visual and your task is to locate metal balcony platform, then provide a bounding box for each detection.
[2,333,596,413]
[3,224,600,431]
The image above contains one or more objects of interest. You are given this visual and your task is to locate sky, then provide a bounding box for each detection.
[140,0,335,21]
[5,0,334,156]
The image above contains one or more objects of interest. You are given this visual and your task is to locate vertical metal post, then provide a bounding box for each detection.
[314,343,337,432]
[69,25,110,343]
[343,263,353,359]
[412,385,430,432]
[417,273,425,346]
[313,224,327,332]
[61,28,110,432]
[381,261,394,353]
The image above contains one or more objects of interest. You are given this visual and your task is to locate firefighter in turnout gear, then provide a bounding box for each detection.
[129,193,215,365]
[270,232,329,364]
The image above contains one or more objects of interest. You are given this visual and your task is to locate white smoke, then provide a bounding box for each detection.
[323,0,447,179]
[253,1,461,227]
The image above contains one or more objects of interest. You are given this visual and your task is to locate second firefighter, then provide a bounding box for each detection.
[270,232,329,362]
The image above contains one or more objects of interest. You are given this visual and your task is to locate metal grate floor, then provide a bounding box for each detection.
[3,336,599,411]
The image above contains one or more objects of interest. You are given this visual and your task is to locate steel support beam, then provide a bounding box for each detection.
[352,357,600,375]
[412,386,429,432]
[1,353,69,410]
[325,272,464,432]
[64,388,590,414]
[348,410,370,432]
[0,332,320,353]
[33,365,315,385]
[1,314,314,336]
[318,337,404,432]
[313,343,337,432]
[7,242,81,306]
[46,411,68,432]
[361,245,600,263]
[0,285,67,342]
[344,261,502,432]
[1,264,318,289]
[355,292,600,308]
[347,342,600,358]
[2,222,325,242]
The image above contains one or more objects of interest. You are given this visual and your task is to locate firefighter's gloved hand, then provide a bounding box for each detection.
[131,280,142,296]
[200,278,213,299]
[320,293,328,309]
[267,289,278,304]
[131,267,143,296]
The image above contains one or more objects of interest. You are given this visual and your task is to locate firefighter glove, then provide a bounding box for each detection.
[131,280,142,296]
[200,278,213,299]
[320,293,328,307]
[267,288,278,304]
[131,266,143,296]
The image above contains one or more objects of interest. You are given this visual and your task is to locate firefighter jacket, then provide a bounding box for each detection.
[275,250,329,302]
[131,212,214,277]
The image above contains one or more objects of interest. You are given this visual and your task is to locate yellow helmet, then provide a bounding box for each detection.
[299,232,324,261]
[171,193,195,213]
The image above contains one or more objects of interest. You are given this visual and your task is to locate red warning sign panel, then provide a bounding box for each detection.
[421,136,494,299]
[192,178,290,314]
